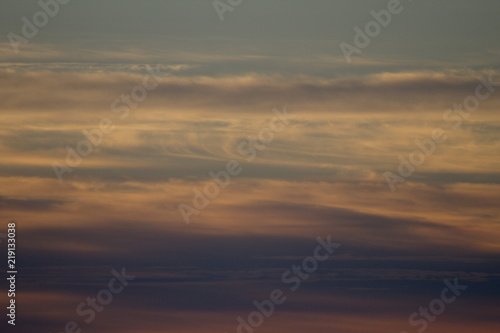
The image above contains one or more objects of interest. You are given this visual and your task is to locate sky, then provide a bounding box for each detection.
[0,1,499,332]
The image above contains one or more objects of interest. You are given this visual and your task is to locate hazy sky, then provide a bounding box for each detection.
[1,1,499,333]
[2,0,500,76]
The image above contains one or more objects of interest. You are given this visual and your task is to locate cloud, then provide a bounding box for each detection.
[1,69,499,113]
[0,195,64,211]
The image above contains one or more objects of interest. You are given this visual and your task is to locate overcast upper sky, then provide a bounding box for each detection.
[2,0,500,76]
